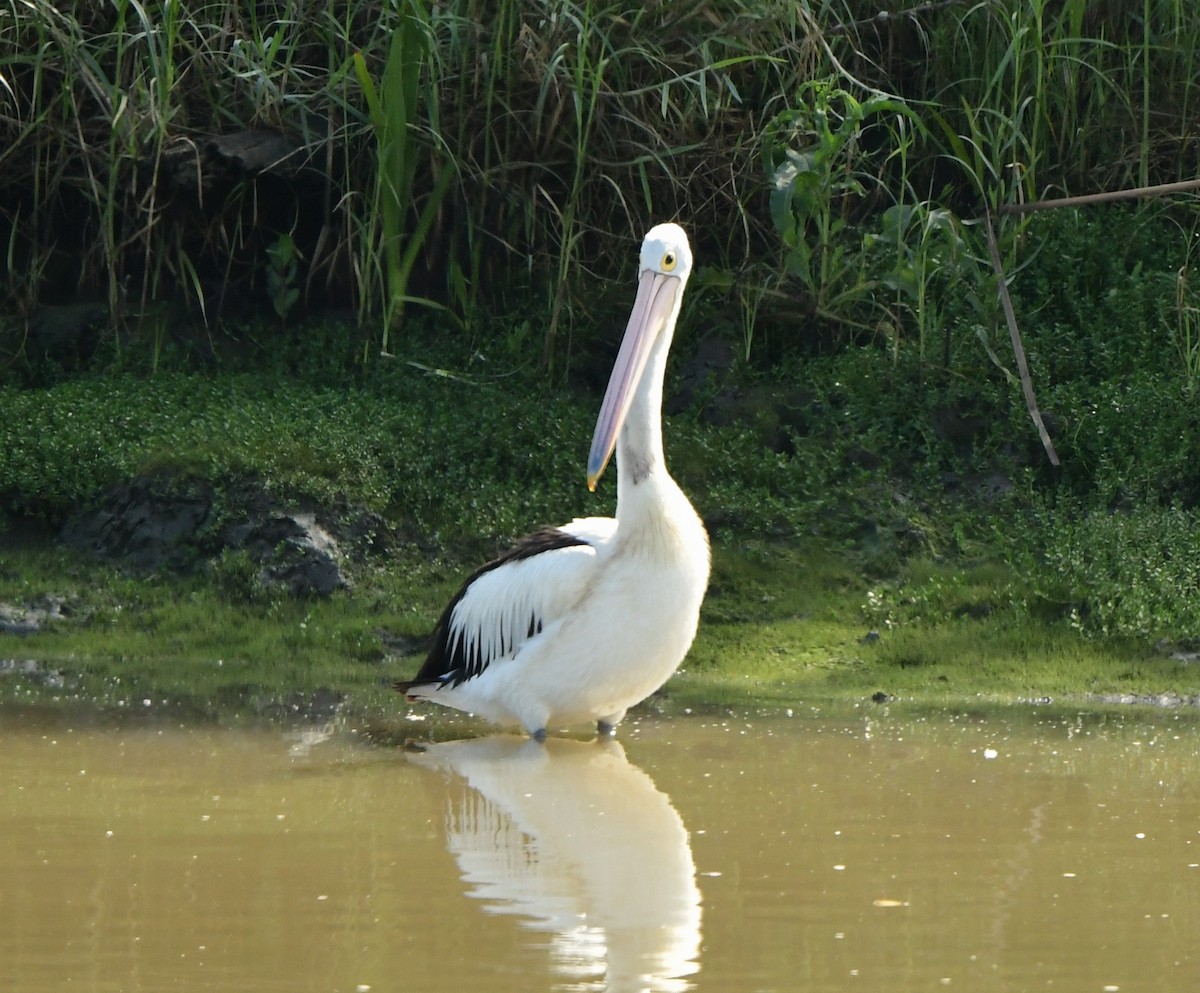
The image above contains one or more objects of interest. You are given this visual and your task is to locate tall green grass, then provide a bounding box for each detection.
[1,0,1198,371]
[352,0,456,351]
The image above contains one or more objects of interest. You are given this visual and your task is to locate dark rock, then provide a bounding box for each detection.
[327,505,396,562]
[207,129,306,176]
[63,474,360,597]
[159,129,310,194]
[224,512,351,597]
[63,476,214,572]
[0,595,73,635]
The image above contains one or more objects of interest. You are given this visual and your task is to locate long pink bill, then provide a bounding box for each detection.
[586,269,681,491]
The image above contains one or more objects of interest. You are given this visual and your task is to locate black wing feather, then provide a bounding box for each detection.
[394,527,589,695]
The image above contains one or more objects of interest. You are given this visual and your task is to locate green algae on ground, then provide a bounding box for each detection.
[2,532,1194,725]
[674,537,1196,713]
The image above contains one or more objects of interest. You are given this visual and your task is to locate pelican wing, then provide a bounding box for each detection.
[398,520,616,693]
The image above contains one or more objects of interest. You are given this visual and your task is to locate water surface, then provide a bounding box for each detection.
[1,705,1197,992]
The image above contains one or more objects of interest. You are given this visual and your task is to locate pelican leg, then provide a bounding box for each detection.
[597,709,626,736]
[518,702,551,742]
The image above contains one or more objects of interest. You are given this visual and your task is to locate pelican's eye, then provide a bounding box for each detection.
[661,250,678,273]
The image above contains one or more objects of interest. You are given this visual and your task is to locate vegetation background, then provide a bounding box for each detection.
[3,0,1200,710]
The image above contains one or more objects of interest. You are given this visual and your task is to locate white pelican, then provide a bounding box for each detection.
[396,222,710,739]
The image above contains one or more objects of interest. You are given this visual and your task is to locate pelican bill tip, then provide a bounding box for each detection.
[586,452,609,492]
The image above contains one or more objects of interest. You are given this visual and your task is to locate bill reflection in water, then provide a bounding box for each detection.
[408,735,701,992]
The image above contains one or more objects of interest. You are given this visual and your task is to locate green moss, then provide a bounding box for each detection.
[675,539,1191,713]
[2,523,1196,725]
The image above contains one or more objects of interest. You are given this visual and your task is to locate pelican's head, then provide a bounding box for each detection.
[638,222,693,287]
[586,223,693,491]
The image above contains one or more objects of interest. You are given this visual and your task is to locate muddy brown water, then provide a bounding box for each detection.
[1,704,1197,992]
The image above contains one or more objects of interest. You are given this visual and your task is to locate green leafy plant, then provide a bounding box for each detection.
[1040,505,1200,641]
[869,201,974,365]
[351,1,456,351]
[765,80,914,337]
[266,233,301,328]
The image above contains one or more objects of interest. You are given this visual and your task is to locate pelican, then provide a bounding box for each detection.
[395,222,710,740]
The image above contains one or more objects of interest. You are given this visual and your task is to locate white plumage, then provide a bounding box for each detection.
[396,223,709,739]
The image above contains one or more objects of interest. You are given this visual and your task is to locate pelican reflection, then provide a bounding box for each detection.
[408,734,701,992]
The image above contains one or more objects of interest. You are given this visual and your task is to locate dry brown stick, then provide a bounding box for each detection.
[985,177,1200,464]
[983,211,1060,466]
[996,178,1200,215]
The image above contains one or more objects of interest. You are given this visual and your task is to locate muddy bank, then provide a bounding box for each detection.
[57,473,393,597]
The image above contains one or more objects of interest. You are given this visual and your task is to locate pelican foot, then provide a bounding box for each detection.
[530,727,548,743]
[596,720,618,737]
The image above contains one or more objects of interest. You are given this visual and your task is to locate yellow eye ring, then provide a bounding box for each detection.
[661,251,677,272]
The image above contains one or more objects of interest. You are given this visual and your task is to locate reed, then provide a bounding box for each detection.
[1,0,1198,373]
[1174,259,1200,398]
[352,0,455,352]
